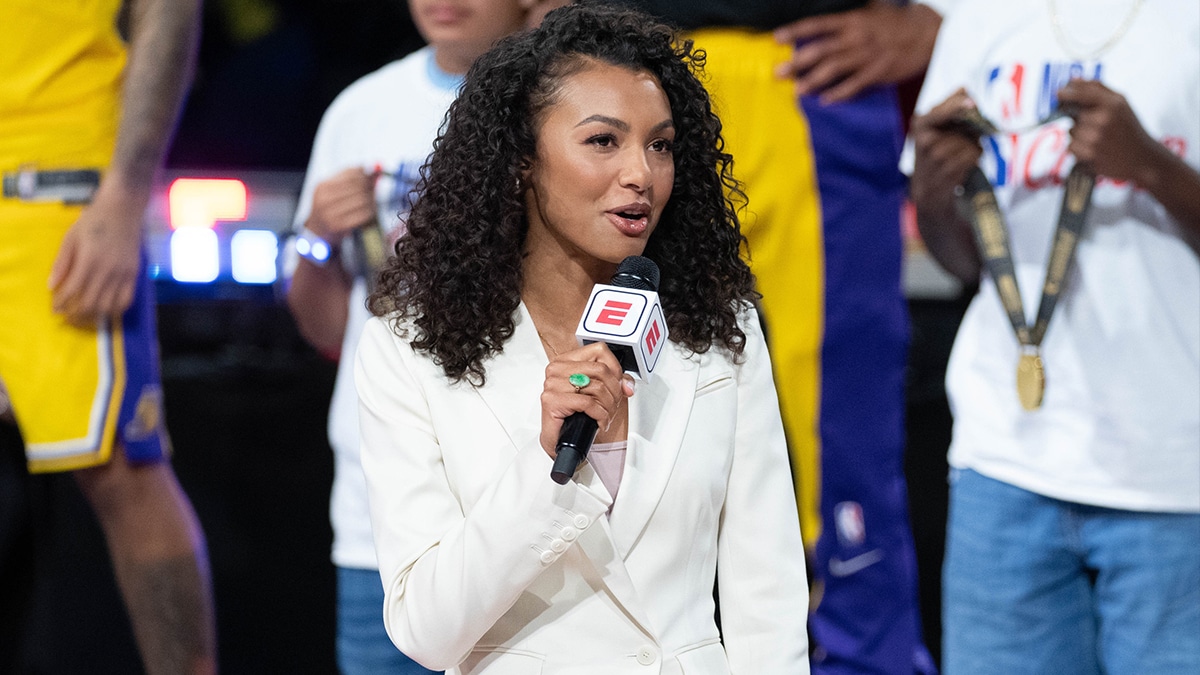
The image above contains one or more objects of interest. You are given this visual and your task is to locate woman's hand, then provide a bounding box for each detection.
[539,342,634,458]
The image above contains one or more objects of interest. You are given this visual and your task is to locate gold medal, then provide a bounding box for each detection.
[958,160,1092,416]
[1016,351,1045,411]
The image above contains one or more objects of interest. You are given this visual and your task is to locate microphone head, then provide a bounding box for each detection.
[577,255,667,380]
[611,255,659,292]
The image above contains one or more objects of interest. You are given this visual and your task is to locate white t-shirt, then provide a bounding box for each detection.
[291,47,463,568]
[907,0,1200,512]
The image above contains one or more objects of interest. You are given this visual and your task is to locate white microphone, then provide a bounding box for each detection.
[575,281,668,382]
[551,256,666,484]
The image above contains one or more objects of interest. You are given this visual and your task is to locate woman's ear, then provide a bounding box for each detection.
[517,158,533,189]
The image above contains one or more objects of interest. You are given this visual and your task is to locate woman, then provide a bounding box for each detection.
[355,4,809,673]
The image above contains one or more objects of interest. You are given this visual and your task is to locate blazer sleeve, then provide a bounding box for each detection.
[716,307,812,674]
[354,317,610,670]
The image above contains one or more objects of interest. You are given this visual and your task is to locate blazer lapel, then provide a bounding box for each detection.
[607,342,699,559]
[473,304,547,455]
[474,305,695,638]
[471,303,634,504]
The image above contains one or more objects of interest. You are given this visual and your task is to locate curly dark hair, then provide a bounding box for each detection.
[368,1,758,385]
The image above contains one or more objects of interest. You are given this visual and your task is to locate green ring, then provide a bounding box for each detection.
[568,373,591,390]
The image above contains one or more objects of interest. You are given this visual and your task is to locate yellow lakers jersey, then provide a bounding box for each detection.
[0,0,126,168]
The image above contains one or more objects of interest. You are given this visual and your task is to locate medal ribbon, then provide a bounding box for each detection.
[958,163,1095,407]
[351,220,388,293]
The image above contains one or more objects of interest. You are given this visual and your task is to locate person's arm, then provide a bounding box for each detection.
[1056,79,1200,246]
[717,307,811,674]
[773,0,943,104]
[286,167,378,355]
[49,0,200,325]
[909,89,984,283]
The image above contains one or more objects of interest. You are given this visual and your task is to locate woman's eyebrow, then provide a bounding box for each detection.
[574,116,675,133]
[575,114,628,130]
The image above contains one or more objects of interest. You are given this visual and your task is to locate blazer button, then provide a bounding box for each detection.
[560,527,578,541]
[550,539,567,553]
[636,645,657,666]
[539,550,555,565]
[573,514,590,529]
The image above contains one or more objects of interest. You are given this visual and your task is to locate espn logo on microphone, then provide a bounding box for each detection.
[577,286,668,381]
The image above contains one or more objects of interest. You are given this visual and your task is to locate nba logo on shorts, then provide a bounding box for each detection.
[834,501,866,547]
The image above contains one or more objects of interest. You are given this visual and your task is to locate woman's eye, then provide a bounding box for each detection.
[587,134,616,147]
[651,139,674,152]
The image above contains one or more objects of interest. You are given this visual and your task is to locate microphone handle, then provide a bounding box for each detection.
[550,412,598,485]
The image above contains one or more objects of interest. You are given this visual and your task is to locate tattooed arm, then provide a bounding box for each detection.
[49,0,201,325]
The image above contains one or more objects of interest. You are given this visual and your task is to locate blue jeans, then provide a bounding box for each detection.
[942,469,1200,674]
[337,566,439,675]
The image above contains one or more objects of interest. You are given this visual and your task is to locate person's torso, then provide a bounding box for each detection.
[295,47,463,567]
[941,0,1200,511]
[0,0,126,167]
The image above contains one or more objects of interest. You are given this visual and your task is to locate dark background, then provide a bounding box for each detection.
[0,1,965,671]
[168,0,425,170]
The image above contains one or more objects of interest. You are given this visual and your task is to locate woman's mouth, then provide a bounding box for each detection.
[608,203,651,236]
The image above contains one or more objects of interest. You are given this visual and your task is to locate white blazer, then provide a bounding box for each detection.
[355,303,809,675]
